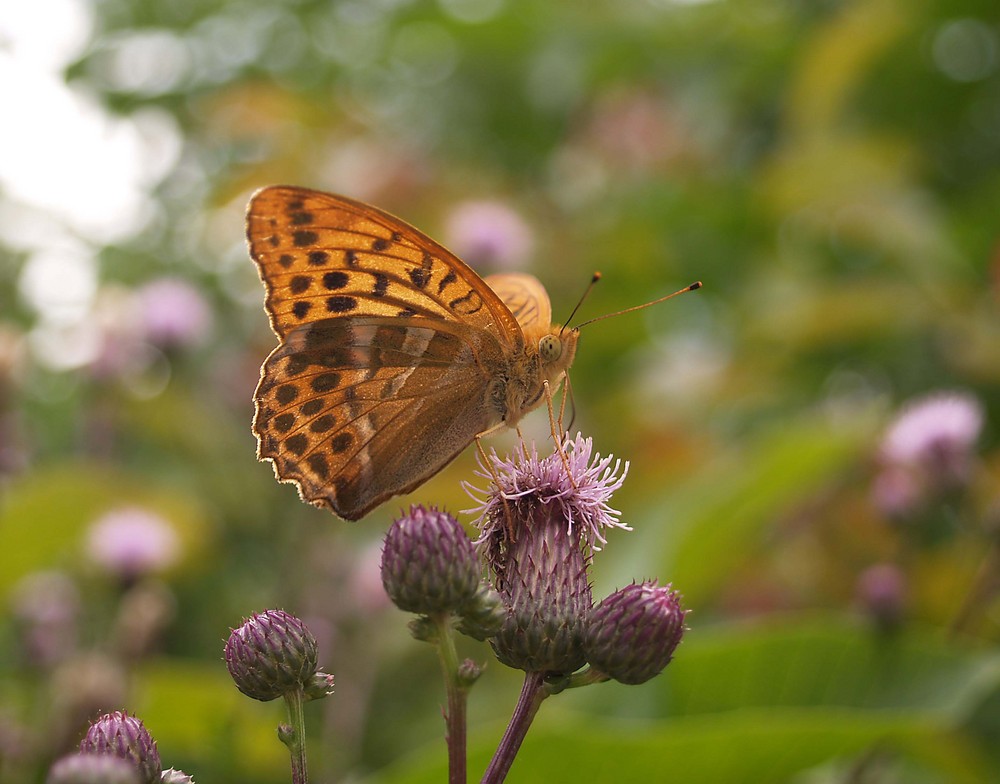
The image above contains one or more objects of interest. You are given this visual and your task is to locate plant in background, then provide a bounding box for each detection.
[866,391,995,636]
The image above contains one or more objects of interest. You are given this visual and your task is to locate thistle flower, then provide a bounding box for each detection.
[380,506,481,615]
[856,563,907,631]
[443,200,535,271]
[47,753,141,784]
[873,392,984,516]
[584,581,686,685]
[85,507,180,582]
[135,277,212,350]
[78,711,160,784]
[466,434,629,674]
[224,609,320,702]
[11,570,80,668]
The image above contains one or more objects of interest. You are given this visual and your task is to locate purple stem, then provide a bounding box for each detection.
[482,671,548,784]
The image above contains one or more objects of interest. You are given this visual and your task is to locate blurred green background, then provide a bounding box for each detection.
[2,0,1000,781]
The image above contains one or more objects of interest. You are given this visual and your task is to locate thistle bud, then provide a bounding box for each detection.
[47,753,141,784]
[224,609,318,701]
[488,505,592,674]
[584,582,686,685]
[380,506,481,615]
[456,582,505,641]
[78,711,161,784]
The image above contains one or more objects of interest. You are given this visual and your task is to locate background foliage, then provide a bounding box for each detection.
[2,0,1000,781]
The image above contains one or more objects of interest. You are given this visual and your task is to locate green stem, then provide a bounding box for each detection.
[281,689,309,784]
[432,613,467,784]
[950,535,1000,637]
[482,671,548,784]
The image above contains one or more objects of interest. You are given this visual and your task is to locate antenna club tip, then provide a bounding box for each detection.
[689,281,703,291]
[592,271,602,282]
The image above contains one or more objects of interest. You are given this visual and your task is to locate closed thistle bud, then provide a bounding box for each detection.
[468,435,630,675]
[456,582,505,641]
[47,753,141,784]
[381,506,481,615]
[584,581,686,685]
[224,609,318,701]
[78,711,160,784]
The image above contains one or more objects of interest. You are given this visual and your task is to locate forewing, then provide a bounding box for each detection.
[253,316,504,520]
[247,186,524,348]
[484,272,553,332]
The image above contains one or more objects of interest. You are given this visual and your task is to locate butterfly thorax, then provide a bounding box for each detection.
[497,325,579,425]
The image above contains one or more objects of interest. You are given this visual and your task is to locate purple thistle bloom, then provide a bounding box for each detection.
[79,711,160,784]
[466,433,630,555]
[466,434,629,674]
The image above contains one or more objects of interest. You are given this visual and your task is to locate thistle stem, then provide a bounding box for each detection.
[482,671,548,784]
[280,689,309,784]
[950,535,1000,637]
[433,613,467,784]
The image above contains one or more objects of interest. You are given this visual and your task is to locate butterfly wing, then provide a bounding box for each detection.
[255,316,504,519]
[247,186,523,344]
[247,186,525,519]
[484,272,552,333]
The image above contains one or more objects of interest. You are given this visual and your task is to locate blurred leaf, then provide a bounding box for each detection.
[642,417,869,607]
[664,616,1000,717]
[135,659,286,782]
[368,709,988,784]
[0,462,211,597]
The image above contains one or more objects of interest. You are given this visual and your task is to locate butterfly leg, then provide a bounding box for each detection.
[557,372,573,433]
[543,379,577,489]
[475,435,517,540]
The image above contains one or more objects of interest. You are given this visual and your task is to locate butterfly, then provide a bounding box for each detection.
[246,186,579,520]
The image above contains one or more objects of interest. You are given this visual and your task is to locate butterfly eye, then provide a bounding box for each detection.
[538,334,562,362]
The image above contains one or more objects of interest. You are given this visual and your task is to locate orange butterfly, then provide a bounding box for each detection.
[247,186,579,520]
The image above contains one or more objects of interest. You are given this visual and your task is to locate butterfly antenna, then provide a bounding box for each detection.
[573,281,702,330]
[559,272,602,336]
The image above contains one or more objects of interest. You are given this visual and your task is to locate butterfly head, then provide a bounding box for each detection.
[537,326,579,383]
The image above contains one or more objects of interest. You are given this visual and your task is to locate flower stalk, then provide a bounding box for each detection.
[481,671,548,784]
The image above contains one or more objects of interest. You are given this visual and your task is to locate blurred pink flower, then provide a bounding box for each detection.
[880,392,983,469]
[10,571,81,667]
[870,466,922,518]
[443,200,535,271]
[856,563,907,630]
[85,506,180,580]
[872,392,984,518]
[136,277,212,349]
